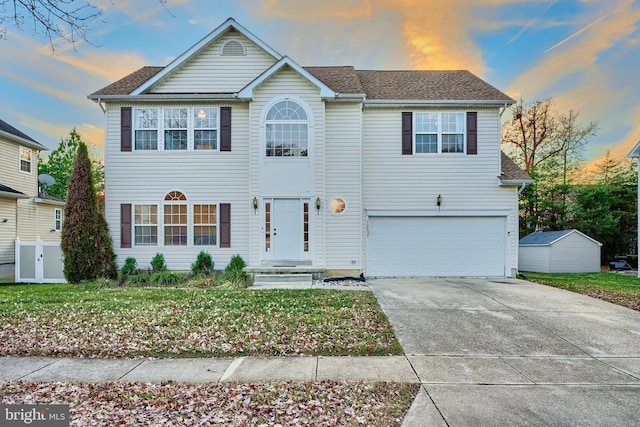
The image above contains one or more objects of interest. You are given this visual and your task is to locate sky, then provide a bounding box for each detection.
[1,0,639,170]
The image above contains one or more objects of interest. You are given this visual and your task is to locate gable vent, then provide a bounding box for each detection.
[221,40,246,56]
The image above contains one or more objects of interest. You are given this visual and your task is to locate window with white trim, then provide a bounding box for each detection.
[164,108,188,150]
[265,100,308,157]
[55,208,63,231]
[164,191,187,246]
[133,107,219,151]
[20,147,32,173]
[194,108,217,150]
[134,108,159,150]
[193,204,217,245]
[415,112,465,154]
[134,204,158,245]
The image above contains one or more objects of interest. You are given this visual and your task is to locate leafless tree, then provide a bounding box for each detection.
[0,0,169,50]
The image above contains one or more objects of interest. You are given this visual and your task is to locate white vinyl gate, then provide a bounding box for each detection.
[15,238,66,283]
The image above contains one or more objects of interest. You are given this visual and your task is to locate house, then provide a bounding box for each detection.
[0,119,65,282]
[88,18,532,278]
[519,229,602,273]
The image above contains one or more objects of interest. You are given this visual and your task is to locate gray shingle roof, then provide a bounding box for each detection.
[91,66,164,97]
[0,119,45,148]
[519,229,601,246]
[304,66,364,94]
[91,66,513,103]
[501,153,533,183]
[0,183,27,197]
[356,70,512,101]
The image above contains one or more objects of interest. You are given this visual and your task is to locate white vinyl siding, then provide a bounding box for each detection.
[362,107,519,276]
[0,201,15,264]
[325,103,362,270]
[0,140,38,196]
[152,34,277,94]
[104,103,250,270]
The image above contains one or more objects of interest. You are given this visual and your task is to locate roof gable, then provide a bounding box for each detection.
[238,57,336,99]
[131,18,282,96]
[500,152,534,184]
[519,229,602,246]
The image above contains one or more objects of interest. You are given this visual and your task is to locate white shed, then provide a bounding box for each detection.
[519,229,602,273]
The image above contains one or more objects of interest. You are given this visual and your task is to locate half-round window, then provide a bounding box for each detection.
[330,198,346,214]
[265,100,308,157]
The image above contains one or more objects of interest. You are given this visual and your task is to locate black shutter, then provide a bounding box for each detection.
[120,204,132,248]
[402,112,413,155]
[220,107,231,151]
[467,112,477,155]
[121,107,132,152]
[220,203,231,248]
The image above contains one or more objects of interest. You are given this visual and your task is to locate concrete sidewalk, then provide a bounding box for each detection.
[0,355,418,384]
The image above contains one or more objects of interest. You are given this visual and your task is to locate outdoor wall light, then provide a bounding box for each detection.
[436,194,442,207]
[252,196,258,212]
[2,218,7,223]
[315,197,322,212]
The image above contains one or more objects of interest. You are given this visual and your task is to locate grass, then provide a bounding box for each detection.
[522,271,640,311]
[0,283,403,358]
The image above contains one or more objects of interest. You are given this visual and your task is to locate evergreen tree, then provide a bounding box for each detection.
[61,142,117,283]
[38,128,104,200]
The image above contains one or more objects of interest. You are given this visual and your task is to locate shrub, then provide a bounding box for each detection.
[221,254,251,287]
[126,274,150,286]
[150,271,184,286]
[121,257,138,276]
[191,251,214,275]
[150,253,167,273]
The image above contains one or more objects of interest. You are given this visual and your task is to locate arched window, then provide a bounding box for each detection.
[265,100,308,157]
[164,191,187,245]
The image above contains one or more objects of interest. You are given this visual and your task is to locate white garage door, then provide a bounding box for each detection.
[366,216,506,277]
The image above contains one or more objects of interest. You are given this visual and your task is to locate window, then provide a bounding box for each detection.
[55,209,63,231]
[134,205,158,245]
[134,108,159,150]
[193,204,217,245]
[265,100,308,157]
[330,198,346,214]
[164,108,188,150]
[194,108,217,150]
[415,112,465,154]
[132,107,220,151]
[164,191,187,246]
[20,147,32,173]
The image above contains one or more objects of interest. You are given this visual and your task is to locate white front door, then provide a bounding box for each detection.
[272,199,302,260]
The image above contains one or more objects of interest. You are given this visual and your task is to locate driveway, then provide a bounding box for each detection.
[368,277,640,427]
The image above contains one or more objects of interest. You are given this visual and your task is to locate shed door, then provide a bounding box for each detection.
[366,216,506,277]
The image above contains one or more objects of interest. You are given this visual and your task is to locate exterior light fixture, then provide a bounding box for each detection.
[436,194,442,207]
[252,196,258,212]
[315,197,321,212]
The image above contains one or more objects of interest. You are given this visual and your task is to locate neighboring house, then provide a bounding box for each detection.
[0,119,65,282]
[89,18,532,278]
[519,229,602,273]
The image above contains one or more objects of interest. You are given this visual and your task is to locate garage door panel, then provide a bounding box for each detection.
[367,216,506,277]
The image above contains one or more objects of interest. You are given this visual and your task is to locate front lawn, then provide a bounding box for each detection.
[0,284,402,358]
[522,271,640,311]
